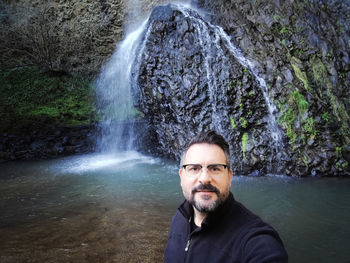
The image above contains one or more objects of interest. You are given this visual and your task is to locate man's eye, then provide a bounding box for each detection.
[189,166,201,171]
[209,165,221,172]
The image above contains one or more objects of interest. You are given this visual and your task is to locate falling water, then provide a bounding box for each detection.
[176,5,230,134]
[96,3,283,167]
[96,20,148,153]
[177,4,284,163]
[216,27,284,151]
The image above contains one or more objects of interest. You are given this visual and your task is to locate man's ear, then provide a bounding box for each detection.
[179,168,183,178]
[229,169,233,186]
[179,168,184,187]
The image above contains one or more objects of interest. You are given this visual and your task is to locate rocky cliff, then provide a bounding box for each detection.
[0,0,169,75]
[133,1,350,176]
[1,0,349,176]
[192,0,350,176]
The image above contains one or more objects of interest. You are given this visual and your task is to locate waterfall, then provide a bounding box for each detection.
[96,20,148,153]
[215,27,284,153]
[174,5,230,135]
[96,2,284,171]
[177,4,284,165]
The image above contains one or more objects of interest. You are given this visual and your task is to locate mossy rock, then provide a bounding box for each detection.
[0,67,97,133]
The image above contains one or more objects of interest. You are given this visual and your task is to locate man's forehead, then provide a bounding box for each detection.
[184,143,226,163]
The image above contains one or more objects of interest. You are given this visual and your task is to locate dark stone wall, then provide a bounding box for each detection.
[133,1,350,176]
[0,125,96,162]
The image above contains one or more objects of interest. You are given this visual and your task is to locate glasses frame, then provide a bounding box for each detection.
[182,163,228,176]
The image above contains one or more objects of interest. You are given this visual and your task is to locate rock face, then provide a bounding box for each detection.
[0,121,154,162]
[0,126,96,162]
[0,0,172,75]
[133,2,350,176]
[135,4,282,175]
[192,0,350,176]
[1,0,349,176]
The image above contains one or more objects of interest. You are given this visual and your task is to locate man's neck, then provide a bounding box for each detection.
[193,208,207,227]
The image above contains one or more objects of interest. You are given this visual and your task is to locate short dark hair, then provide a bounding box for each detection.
[180,130,231,170]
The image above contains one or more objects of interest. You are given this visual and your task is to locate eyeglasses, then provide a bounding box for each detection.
[182,164,228,177]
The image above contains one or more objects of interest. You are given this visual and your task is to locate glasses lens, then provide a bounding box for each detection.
[184,164,227,176]
[184,164,202,176]
[207,164,226,174]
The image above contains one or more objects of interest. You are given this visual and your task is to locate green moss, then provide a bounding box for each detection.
[230,116,237,129]
[29,106,61,118]
[312,59,350,145]
[290,56,311,92]
[273,14,280,22]
[335,146,344,158]
[278,89,318,146]
[239,117,248,129]
[290,90,309,116]
[286,126,297,145]
[0,67,97,132]
[321,112,331,123]
[279,108,296,126]
[302,117,317,140]
[312,59,330,90]
[280,26,291,35]
[242,132,249,159]
[229,81,234,90]
[300,152,309,167]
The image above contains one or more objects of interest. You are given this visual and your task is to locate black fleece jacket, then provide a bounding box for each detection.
[164,192,288,263]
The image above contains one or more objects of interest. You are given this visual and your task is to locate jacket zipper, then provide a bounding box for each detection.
[185,238,191,251]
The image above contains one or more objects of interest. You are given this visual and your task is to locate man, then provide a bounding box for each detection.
[164,130,288,262]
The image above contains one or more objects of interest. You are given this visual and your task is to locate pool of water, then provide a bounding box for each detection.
[0,152,349,262]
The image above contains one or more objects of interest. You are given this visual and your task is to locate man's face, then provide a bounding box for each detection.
[179,143,233,213]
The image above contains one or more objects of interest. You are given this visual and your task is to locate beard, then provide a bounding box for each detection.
[186,183,230,213]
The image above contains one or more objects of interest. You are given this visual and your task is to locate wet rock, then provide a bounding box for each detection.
[132,1,350,176]
[0,125,97,162]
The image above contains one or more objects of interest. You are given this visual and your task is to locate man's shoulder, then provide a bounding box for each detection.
[215,200,288,262]
[227,199,282,241]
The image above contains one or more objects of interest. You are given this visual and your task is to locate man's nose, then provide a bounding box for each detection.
[198,167,212,183]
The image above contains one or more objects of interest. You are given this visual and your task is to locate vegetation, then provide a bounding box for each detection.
[241,132,249,158]
[278,90,317,147]
[0,1,108,75]
[230,115,237,129]
[239,117,248,129]
[0,67,97,133]
[311,58,350,145]
[290,57,311,92]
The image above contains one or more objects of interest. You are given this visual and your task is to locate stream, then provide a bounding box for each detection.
[0,152,349,262]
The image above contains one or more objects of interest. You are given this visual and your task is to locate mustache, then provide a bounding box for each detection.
[192,184,220,195]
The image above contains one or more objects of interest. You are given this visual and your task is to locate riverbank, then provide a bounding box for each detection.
[0,125,96,162]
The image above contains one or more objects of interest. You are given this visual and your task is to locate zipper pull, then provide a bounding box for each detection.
[185,239,191,251]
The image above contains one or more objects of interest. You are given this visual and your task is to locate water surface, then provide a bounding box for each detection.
[0,152,349,262]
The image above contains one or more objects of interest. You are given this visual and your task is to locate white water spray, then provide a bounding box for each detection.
[96,3,283,169]
[96,20,149,153]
